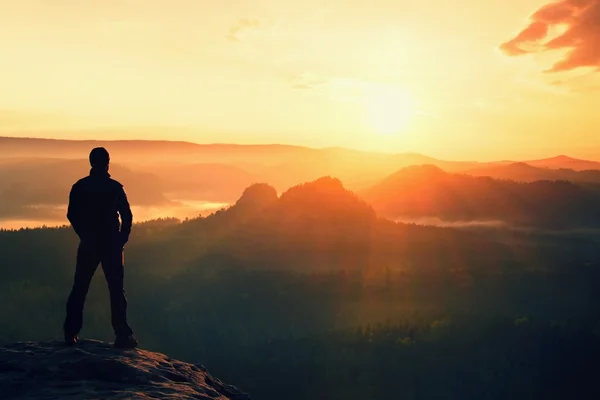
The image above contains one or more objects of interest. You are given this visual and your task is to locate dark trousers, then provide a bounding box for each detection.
[64,239,133,337]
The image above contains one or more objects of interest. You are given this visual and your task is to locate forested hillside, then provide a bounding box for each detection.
[1,178,599,399]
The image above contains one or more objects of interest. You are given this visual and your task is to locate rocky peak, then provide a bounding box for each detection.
[0,340,250,400]
[234,183,278,211]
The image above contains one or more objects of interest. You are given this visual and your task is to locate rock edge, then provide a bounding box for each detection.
[0,340,250,400]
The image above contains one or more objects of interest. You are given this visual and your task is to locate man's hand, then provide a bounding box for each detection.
[119,232,130,249]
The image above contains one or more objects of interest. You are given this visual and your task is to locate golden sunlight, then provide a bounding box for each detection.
[364,86,414,136]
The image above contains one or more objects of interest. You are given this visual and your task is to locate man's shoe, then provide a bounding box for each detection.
[114,335,138,349]
[64,333,79,346]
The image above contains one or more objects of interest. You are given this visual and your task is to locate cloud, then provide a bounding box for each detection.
[500,22,549,56]
[288,73,379,103]
[287,73,359,97]
[227,18,262,42]
[500,0,600,72]
[288,73,329,89]
[549,70,600,91]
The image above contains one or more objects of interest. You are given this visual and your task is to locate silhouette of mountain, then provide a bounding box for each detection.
[0,158,170,221]
[180,176,520,279]
[523,155,600,171]
[4,137,600,172]
[248,176,377,239]
[0,136,321,163]
[360,165,600,228]
[465,162,600,184]
[187,177,378,272]
[0,340,249,400]
[0,136,481,191]
[275,177,375,218]
[234,183,279,212]
[4,136,600,222]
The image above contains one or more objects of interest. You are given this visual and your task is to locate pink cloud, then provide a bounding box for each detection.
[500,0,600,72]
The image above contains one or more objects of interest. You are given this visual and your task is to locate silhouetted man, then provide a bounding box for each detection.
[63,147,138,349]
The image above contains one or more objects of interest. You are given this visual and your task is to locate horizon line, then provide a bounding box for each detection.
[0,134,597,164]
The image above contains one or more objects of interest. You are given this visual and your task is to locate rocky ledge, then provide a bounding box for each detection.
[0,340,250,400]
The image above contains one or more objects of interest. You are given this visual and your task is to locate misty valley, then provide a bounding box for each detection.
[1,137,600,399]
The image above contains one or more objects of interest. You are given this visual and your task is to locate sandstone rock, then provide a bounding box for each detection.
[0,340,250,400]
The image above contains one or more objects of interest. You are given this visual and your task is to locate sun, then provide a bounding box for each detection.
[364,86,414,135]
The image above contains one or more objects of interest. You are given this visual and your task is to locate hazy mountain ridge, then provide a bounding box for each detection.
[2,136,600,227]
[0,158,170,222]
[3,136,598,167]
[525,155,600,171]
[465,162,600,183]
[0,136,319,163]
[361,165,600,229]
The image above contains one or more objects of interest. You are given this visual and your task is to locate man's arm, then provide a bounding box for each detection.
[67,184,83,237]
[117,185,133,245]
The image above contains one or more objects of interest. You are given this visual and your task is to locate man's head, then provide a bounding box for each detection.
[89,147,110,170]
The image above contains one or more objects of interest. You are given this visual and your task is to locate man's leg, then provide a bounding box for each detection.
[100,243,134,340]
[64,241,100,338]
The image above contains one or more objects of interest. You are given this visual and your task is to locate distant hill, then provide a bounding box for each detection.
[3,137,599,172]
[523,155,600,171]
[175,176,513,276]
[0,136,481,192]
[0,158,170,220]
[360,165,600,229]
[3,136,600,206]
[486,155,600,171]
[203,176,376,246]
[464,162,600,184]
[0,136,318,164]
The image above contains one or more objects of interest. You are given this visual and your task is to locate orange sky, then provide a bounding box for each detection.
[1,0,599,160]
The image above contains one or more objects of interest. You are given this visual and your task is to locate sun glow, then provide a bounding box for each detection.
[364,86,414,135]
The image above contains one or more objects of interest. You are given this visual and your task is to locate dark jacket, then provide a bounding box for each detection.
[67,168,133,244]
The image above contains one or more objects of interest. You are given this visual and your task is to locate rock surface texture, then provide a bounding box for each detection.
[0,340,250,400]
